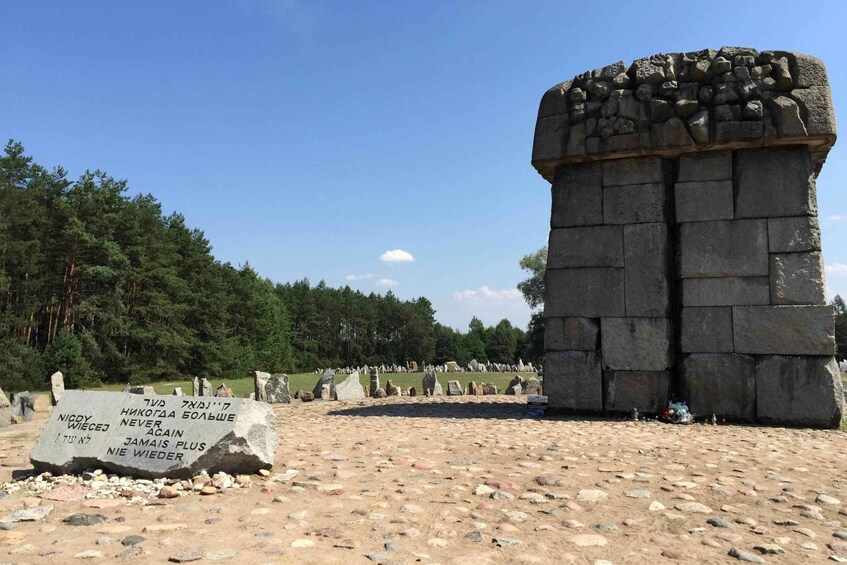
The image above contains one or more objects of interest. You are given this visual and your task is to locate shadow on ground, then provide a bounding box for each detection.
[326,400,626,421]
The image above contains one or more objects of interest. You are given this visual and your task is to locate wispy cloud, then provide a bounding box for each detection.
[375,278,398,287]
[827,215,847,222]
[453,286,523,303]
[345,273,374,281]
[379,249,415,263]
[825,263,847,277]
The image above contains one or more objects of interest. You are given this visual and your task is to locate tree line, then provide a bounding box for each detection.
[0,141,540,392]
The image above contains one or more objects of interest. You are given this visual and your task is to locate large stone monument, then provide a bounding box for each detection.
[30,390,276,478]
[533,47,841,427]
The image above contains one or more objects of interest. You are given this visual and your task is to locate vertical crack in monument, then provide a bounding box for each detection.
[533,47,842,427]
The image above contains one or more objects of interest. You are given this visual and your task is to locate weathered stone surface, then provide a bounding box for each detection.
[551,162,603,227]
[11,392,35,422]
[603,371,669,414]
[201,378,212,397]
[677,151,732,182]
[385,380,399,396]
[369,368,380,398]
[791,85,836,139]
[30,390,276,479]
[447,380,463,396]
[603,183,666,225]
[0,387,10,428]
[544,317,599,351]
[602,157,663,187]
[544,351,602,412]
[253,371,270,402]
[524,378,541,395]
[678,220,768,278]
[681,354,756,420]
[335,372,365,401]
[532,114,568,161]
[547,226,623,268]
[505,376,524,395]
[545,268,625,318]
[265,374,290,404]
[51,372,64,406]
[769,96,807,136]
[715,121,763,141]
[313,370,336,400]
[192,377,199,397]
[172,388,183,396]
[675,180,733,222]
[680,307,733,353]
[767,216,821,253]
[769,252,826,305]
[624,223,670,317]
[756,356,843,428]
[601,318,673,372]
[735,147,817,219]
[215,384,232,397]
[422,370,441,396]
[733,305,835,355]
[681,277,770,306]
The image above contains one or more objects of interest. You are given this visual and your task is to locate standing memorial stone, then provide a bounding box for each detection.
[422,370,441,396]
[335,371,366,400]
[192,377,200,397]
[172,388,184,396]
[409,387,417,397]
[265,374,290,403]
[468,381,478,395]
[121,383,131,393]
[369,368,380,398]
[482,383,498,395]
[447,380,463,396]
[253,371,271,402]
[313,370,336,400]
[524,378,542,396]
[321,383,332,400]
[385,380,398,396]
[0,387,11,428]
[11,392,36,422]
[30,391,276,479]
[505,376,525,395]
[50,372,65,406]
[201,378,212,397]
[215,384,232,398]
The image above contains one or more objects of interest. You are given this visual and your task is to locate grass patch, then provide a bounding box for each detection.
[88,371,540,397]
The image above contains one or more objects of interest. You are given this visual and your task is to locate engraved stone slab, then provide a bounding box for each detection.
[30,390,276,479]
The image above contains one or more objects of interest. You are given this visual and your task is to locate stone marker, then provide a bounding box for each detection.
[335,371,365,400]
[385,380,399,396]
[265,374,290,403]
[524,378,542,395]
[215,384,232,398]
[313,370,336,400]
[192,377,200,397]
[129,386,155,395]
[422,370,441,396]
[30,390,276,479]
[482,383,498,395]
[51,372,65,406]
[0,387,10,428]
[447,380,463,396]
[374,388,387,398]
[320,383,332,400]
[369,368,380,398]
[468,381,478,395]
[201,378,212,397]
[121,383,131,393]
[172,388,183,396]
[409,387,417,397]
[253,371,270,402]
[11,392,36,422]
[506,375,525,395]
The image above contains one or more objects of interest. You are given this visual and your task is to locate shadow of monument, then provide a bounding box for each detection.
[326,400,623,422]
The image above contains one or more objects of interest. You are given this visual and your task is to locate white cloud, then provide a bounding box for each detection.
[345,273,374,281]
[825,263,847,278]
[375,278,398,287]
[827,214,847,221]
[453,285,524,304]
[379,249,415,263]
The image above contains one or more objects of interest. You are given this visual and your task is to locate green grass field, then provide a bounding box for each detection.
[88,371,541,397]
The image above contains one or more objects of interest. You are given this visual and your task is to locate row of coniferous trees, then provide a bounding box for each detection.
[0,141,535,391]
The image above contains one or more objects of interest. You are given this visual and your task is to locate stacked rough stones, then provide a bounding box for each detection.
[534,47,841,428]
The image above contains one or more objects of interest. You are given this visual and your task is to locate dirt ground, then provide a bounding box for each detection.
[1,396,847,564]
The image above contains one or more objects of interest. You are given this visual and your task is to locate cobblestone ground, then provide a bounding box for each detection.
[1,396,847,564]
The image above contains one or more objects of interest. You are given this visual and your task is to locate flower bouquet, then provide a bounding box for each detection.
[662,401,692,424]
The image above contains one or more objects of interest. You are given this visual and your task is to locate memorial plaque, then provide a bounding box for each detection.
[30,391,276,479]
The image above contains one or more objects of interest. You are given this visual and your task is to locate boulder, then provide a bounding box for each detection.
[30,390,277,479]
[50,372,65,406]
[215,384,232,398]
[11,392,36,422]
[313,370,336,400]
[334,372,365,401]
[201,378,212,397]
[447,380,463,396]
[0,387,10,428]
[172,388,184,396]
[385,380,400,396]
[265,374,290,404]
[524,378,542,395]
[422,370,441,396]
[482,383,498,395]
[505,375,525,395]
[253,371,270,402]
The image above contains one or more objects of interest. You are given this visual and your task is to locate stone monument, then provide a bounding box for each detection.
[30,390,276,479]
[0,387,10,428]
[335,371,366,400]
[533,47,841,427]
[50,372,64,406]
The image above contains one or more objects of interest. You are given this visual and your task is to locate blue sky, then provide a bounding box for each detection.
[1,1,845,330]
